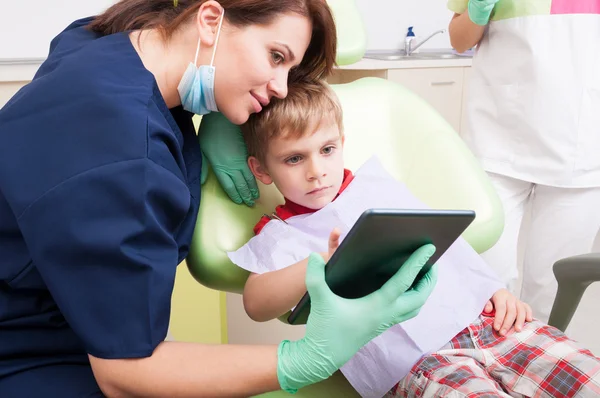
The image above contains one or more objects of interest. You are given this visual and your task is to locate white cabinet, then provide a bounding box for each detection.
[387,68,464,133]
[328,68,388,84]
[0,82,28,108]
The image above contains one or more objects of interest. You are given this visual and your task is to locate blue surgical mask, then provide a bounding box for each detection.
[177,10,224,115]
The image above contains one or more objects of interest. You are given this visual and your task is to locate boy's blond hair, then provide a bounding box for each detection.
[242,79,344,163]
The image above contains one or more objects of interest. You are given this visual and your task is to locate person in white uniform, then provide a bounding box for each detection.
[448,0,600,322]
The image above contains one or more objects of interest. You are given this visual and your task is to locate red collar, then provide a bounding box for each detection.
[253,169,354,235]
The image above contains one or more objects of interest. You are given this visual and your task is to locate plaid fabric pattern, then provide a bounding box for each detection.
[386,316,600,397]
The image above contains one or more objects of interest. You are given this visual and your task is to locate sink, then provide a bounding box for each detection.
[363,49,471,61]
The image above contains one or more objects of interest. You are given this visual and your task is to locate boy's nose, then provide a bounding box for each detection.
[307,160,327,180]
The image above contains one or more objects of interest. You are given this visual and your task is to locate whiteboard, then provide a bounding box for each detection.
[0,0,117,60]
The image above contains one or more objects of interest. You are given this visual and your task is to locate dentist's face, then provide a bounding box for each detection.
[213,13,312,125]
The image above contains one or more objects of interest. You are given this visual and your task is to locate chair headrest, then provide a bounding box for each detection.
[328,0,367,66]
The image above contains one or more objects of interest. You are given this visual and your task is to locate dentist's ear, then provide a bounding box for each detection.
[195,0,224,48]
[248,157,273,185]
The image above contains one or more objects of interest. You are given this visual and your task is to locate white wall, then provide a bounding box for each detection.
[0,0,454,61]
[356,0,454,50]
[0,0,117,60]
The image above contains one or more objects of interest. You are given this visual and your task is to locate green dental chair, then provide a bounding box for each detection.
[185,2,506,396]
[187,76,504,396]
[185,0,599,395]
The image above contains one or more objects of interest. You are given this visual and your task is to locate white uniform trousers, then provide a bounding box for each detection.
[480,173,600,322]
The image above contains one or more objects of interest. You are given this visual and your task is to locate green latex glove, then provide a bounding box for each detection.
[200,152,209,184]
[198,112,259,206]
[468,0,500,26]
[277,244,438,393]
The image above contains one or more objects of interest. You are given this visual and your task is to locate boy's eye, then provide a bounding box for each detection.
[322,146,335,154]
[271,51,285,64]
[286,155,302,164]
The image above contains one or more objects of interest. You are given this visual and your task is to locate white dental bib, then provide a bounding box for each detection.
[228,156,504,397]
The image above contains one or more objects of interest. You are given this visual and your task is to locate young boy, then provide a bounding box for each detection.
[231,80,600,397]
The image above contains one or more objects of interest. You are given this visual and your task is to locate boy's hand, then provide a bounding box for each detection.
[319,228,342,263]
[328,228,341,259]
[484,289,533,336]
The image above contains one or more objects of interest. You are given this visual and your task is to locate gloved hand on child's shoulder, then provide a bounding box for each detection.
[198,112,259,207]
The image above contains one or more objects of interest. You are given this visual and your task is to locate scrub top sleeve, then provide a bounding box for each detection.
[447,0,468,13]
[17,158,191,359]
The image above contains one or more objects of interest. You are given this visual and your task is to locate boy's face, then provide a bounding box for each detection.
[249,121,345,210]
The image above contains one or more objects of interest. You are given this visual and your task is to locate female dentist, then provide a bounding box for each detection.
[448,0,600,322]
[0,0,438,396]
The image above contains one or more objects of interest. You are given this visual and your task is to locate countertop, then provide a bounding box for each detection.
[0,51,474,83]
[339,48,473,70]
[339,56,472,70]
[0,58,45,82]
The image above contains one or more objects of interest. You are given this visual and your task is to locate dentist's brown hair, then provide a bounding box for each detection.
[88,0,337,83]
[242,79,344,163]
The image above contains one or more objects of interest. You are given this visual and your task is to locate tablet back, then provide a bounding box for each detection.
[288,208,475,324]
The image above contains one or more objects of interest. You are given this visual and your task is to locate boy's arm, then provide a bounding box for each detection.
[243,256,318,322]
[243,228,341,322]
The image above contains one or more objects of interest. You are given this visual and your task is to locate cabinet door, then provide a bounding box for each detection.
[0,81,29,108]
[327,69,387,85]
[387,68,464,133]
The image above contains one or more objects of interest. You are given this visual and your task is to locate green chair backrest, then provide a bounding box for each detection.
[187,77,504,294]
[329,0,367,66]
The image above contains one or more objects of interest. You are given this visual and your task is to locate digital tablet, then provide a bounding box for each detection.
[287,208,476,325]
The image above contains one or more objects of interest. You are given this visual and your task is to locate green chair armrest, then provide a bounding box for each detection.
[186,170,282,294]
[547,253,600,332]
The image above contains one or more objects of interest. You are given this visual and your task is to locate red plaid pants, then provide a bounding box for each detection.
[386,315,600,397]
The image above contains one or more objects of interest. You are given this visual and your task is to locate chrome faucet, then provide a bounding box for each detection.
[404,29,447,55]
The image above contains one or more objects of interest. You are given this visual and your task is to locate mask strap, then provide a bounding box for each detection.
[193,39,202,67]
[193,9,225,67]
[210,9,225,67]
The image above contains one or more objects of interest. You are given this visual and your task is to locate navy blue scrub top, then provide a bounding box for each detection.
[0,18,202,396]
